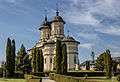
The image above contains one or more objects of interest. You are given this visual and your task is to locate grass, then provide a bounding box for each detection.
[0,76,118,82]
[0,78,26,82]
[79,76,118,82]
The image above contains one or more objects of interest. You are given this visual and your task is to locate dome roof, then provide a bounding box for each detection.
[41,16,50,26]
[52,16,65,24]
[51,10,65,24]
[39,16,51,30]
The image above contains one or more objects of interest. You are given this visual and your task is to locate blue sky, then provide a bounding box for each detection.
[0,0,120,63]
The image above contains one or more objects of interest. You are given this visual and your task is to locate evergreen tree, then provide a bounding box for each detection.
[32,48,36,72]
[39,49,44,72]
[11,39,16,74]
[16,44,27,72]
[95,53,105,71]
[86,61,90,70]
[23,54,31,73]
[112,60,117,73]
[6,38,12,77]
[104,50,112,79]
[53,56,56,71]
[56,39,62,74]
[61,43,67,74]
[36,48,39,72]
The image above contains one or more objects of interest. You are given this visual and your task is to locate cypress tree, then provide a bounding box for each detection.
[36,48,39,72]
[104,50,112,79]
[11,39,16,74]
[95,53,105,71]
[16,44,27,72]
[20,44,26,59]
[53,56,56,70]
[86,61,90,70]
[61,43,67,74]
[32,48,36,72]
[23,54,31,73]
[56,39,62,74]
[36,49,43,72]
[6,38,12,77]
[39,49,44,72]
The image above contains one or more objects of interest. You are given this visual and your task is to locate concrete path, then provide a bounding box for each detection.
[42,77,56,82]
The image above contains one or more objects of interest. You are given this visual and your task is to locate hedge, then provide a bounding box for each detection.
[49,73,100,82]
[27,78,42,82]
[24,74,42,82]
[30,72,45,77]
[66,71,106,77]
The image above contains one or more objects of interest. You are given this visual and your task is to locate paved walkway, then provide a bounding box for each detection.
[42,77,56,82]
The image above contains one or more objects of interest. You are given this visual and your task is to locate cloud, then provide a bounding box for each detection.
[111,52,120,57]
[96,25,120,36]
[78,32,100,41]
[79,43,94,50]
[5,0,16,3]
[65,11,99,26]
[65,0,120,26]
[5,0,24,3]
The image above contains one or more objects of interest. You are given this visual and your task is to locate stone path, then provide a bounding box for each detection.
[42,77,56,82]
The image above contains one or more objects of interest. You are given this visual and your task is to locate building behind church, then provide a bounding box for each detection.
[28,10,80,72]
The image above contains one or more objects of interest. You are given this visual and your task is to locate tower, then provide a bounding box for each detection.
[39,15,51,42]
[51,9,65,39]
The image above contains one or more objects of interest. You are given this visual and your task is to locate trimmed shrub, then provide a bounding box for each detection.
[30,72,45,77]
[117,75,120,81]
[27,79,42,82]
[49,73,100,82]
[66,71,105,77]
[24,74,42,82]
[14,72,24,78]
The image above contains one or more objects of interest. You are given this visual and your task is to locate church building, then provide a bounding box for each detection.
[28,10,80,72]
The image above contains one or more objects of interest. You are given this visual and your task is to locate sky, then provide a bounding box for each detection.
[0,0,120,63]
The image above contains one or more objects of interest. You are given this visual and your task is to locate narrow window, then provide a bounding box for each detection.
[74,55,76,64]
[50,58,52,63]
[45,58,46,64]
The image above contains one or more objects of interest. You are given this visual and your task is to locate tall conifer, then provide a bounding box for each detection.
[6,38,12,77]
[56,39,62,74]
[11,39,16,74]
[39,49,44,72]
[61,43,67,74]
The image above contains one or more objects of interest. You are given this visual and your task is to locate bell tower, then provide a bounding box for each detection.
[39,15,51,42]
[51,8,65,39]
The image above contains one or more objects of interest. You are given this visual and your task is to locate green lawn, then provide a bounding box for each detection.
[0,77,118,82]
[80,77,118,82]
[0,78,26,82]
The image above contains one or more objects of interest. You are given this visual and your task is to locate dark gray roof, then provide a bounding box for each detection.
[62,36,80,44]
[52,16,65,24]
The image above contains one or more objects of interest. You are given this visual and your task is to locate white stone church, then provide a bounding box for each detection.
[28,10,80,72]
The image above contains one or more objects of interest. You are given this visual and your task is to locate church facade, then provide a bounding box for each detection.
[28,10,80,72]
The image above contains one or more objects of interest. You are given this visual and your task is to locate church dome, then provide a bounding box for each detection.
[39,16,51,30]
[52,16,65,24]
[51,10,65,24]
[42,20,50,26]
